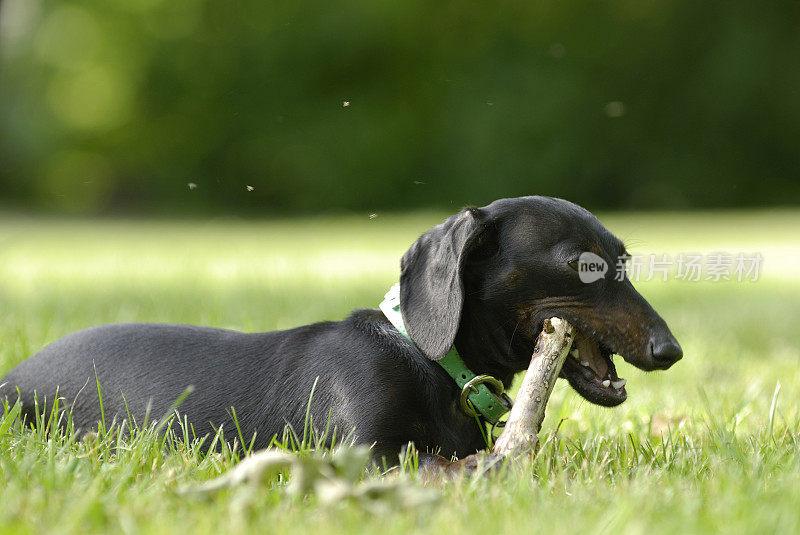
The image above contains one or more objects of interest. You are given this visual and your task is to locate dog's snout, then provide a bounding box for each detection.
[649,336,683,369]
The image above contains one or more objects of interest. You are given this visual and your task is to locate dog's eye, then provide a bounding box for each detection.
[567,259,579,271]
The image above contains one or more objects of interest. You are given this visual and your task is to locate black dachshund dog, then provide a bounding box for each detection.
[0,196,681,471]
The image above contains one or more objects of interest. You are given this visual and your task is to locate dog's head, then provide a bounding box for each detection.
[399,196,682,408]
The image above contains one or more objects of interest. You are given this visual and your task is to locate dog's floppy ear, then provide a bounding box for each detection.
[399,207,488,360]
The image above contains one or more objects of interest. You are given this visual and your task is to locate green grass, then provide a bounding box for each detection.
[2,209,800,534]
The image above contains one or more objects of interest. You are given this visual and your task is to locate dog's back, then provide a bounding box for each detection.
[1,322,338,442]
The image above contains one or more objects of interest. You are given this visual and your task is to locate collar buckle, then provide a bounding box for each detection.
[459,374,513,420]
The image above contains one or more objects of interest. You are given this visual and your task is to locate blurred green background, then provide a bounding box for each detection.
[1,0,798,216]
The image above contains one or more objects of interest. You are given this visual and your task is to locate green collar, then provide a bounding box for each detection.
[379,284,512,424]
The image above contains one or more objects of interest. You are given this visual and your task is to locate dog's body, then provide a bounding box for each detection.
[0,196,682,467]
[3,316,480,461]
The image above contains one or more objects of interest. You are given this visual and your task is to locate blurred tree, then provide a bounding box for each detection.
[0,0,798,215]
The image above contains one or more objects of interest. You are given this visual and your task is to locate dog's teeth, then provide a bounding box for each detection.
[581,361,591,368]
[611,379,627,389]
[601,379,611,388]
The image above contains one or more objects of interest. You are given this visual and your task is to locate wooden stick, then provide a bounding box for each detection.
[492,317,574,457]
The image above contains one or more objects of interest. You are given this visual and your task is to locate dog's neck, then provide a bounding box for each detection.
[454,299,530,388]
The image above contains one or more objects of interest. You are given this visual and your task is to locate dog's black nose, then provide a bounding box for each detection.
[650,337,683,369]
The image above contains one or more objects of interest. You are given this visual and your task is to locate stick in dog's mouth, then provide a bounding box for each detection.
[492,317,574,457]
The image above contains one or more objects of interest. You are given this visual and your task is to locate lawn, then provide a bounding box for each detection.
[1,208,799,534]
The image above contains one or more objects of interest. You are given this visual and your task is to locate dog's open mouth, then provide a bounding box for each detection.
[559,329,627,407]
